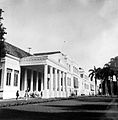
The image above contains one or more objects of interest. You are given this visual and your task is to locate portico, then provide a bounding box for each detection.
[20,55,67,98]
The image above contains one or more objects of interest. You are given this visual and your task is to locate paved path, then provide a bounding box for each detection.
[0,97,118,120]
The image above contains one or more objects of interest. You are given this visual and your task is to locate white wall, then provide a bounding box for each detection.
[3,54,21,99]
[48,53,67,67]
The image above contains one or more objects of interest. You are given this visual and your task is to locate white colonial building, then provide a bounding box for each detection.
[0,42,94,99]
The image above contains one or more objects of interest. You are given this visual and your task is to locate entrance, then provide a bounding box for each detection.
[20,67,43,92]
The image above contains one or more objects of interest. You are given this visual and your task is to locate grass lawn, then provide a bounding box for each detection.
[0,96,118,120]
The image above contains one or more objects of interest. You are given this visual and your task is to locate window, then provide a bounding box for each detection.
[14,70,19,86]
[73,77,78,88]
[80,74,83,78]
[67,77,71,86]
[6,68,12,86]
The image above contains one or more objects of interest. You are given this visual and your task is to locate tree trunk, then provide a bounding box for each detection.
[117,78,118,96]
[95,78,97,96]
[110,77,113,97]
[115,76,118,96]
[105,79,109,96]
[101,79,103,95]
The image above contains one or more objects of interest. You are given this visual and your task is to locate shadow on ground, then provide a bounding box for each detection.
[0,108,105,120]
[43,104,108,111]
[0,98,117,120]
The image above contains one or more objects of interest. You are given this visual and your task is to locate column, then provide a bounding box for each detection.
[59,70,61,91]
[24,69,27,91]
[55,68,57,91]
[44,64,48,90]
[36,72,39,91]
[50,66,53,91]
[30,70,33,91]
[65,73,67,92]
[41,72,43,91]
[62,72,65,91]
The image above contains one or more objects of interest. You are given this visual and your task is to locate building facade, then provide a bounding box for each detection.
[0,42,94,99]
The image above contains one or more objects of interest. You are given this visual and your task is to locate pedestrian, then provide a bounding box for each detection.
[16,90,19,100]
[25,90,28,100]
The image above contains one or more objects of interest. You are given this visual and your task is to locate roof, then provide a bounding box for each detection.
[34,51,61,56]
[5,42,31,58]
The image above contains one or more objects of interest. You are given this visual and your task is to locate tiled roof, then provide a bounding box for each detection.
[34,51,61,56]
[5,42,31,58]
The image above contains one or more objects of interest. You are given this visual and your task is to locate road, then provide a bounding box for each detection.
[0,97,118,120]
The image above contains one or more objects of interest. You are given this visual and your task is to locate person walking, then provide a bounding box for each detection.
[25,90,28,100]
[16,90,19,100]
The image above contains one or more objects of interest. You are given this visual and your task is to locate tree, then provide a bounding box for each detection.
[108,67,114,96]
[0,8,7,58]
[109,57,118,96]
[114,70,118,96]
[89,66,101,95]
[101,64,114,96]
[95,67,103,95]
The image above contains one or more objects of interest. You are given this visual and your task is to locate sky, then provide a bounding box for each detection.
[0,0,118,73]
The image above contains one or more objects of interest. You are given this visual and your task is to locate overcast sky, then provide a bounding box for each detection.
[1,0,118,73]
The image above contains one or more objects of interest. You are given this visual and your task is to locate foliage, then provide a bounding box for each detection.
[0,8,7,58]
[89,66,102,95]
[89,59,118,96]
[0,40,6,58]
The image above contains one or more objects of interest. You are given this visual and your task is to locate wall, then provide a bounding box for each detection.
[3,54,21,99]
[48,53,67,68]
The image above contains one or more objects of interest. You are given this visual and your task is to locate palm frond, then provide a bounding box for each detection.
[89,74,94,81]
[88,69,94,72]
[89,72,94,77]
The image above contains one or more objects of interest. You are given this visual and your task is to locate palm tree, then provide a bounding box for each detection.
[109,57,118,96]
[102,66,109,96]
[96,67,103,95]
[109,68,114,96]
[111,66,118,96]
[89,66,101,95]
